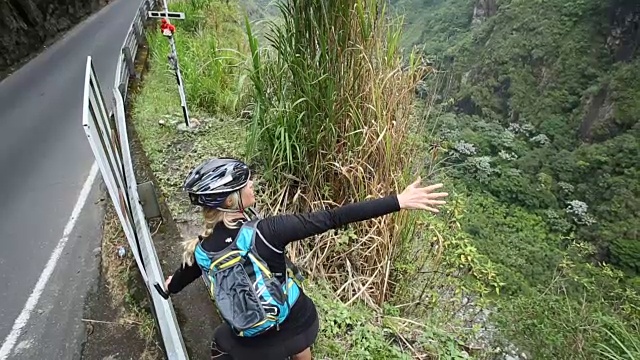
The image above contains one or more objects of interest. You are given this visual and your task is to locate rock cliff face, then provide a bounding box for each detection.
[579,1,639,142]
[607,0,639,63]
[471,0,497,25]
[0,0,105,75]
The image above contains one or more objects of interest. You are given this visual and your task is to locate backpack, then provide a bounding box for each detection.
[193,219,303,337]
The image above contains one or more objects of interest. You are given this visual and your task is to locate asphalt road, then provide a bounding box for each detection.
[0,0,144,358]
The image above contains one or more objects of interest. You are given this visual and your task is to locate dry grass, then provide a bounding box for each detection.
[100,203,160,353]
[101,205,134,310]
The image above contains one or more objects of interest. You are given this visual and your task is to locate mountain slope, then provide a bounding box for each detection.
[391,0,640,358]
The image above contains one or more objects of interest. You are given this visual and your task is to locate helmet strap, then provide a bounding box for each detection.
[237,190,245,214]
[214,190,248,220]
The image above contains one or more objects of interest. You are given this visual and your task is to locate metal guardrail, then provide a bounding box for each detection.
[114,0,155,99]
[81,0,191,358]
[112,85,188,360]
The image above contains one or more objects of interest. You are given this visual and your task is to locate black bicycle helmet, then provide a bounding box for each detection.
[184,158,250,208]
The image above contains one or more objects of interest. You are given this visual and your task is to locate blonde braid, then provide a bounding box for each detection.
[181,192,243,266]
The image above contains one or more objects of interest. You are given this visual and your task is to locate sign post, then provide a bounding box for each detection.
[148,4,191,128]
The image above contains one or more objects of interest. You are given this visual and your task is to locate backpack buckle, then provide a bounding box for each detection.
[263,305,279,317]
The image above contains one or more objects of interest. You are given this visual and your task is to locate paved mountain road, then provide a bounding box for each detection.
[0,0,145,358]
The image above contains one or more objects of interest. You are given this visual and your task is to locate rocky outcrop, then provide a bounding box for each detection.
[579,84,614,142]
[607,0,640,62]
[0,0,105,75]
[472,0,497,26]
[579,1,639,142]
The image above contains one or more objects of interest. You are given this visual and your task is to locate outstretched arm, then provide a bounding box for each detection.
[257,195,401,250]
[257,177,448,250]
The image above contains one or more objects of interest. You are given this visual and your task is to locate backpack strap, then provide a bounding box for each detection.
[242,218,304,284]
[256,229,283,254]
[240,218,284,255]
[241,219,296,307]
[238,219,261,250]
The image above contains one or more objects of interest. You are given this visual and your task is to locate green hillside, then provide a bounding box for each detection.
[390,0,640,358]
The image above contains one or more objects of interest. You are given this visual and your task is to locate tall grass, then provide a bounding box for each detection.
[244,0,431,307]
[598,319,640,360]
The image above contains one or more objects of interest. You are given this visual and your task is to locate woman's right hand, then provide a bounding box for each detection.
[397,177,448,213]
[164,275,173,291]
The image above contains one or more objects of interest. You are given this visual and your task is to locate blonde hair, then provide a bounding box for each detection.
[181,192,244,266]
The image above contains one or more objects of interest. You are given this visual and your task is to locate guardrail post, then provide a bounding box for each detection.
[122,47,137,79]
[133,24,144,47]
[137,181,162,220]
[135,7,146,43]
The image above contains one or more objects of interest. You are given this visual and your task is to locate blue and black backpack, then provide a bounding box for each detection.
[193,219,303,337]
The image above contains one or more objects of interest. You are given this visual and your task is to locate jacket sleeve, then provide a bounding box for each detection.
[167,261,202,294]
[256,195,401,251]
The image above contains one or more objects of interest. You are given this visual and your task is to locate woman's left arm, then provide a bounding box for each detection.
[255,177,447,250]
[256,195,401,250]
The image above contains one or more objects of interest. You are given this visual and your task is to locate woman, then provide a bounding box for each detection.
[163,158,448,360]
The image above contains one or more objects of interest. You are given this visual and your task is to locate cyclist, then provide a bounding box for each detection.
[163,158,448,360]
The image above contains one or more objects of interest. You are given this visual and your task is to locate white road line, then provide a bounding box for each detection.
[0,162,99,360]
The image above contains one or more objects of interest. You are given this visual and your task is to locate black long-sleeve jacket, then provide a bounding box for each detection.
[167,194,401,343]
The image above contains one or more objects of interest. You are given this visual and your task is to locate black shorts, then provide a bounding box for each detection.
[211,315,319,360]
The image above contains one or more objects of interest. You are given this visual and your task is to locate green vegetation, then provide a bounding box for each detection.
[243,0,501,337]
[388,0,640,358]
[131,0,639,358]
[133,0,502,358]
[242,0,506,358]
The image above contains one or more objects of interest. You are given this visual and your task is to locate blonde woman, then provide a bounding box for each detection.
[163,158,448,360]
